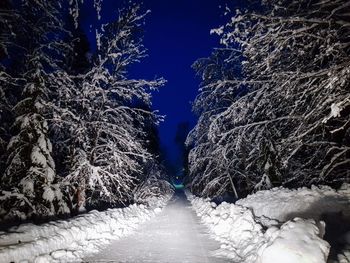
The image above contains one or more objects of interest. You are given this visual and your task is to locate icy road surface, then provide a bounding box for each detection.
[85,191,231,263]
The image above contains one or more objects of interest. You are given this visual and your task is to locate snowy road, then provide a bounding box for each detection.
[85,191,231,263]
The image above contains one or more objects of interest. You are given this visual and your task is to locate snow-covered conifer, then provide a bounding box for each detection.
[188,0,350,197]
[0,0,71,221]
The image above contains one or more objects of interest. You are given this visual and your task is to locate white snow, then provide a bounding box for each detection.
[0,194,171,263]
[1,185,349,263]
[236,184,350,223]
[210,26,224,35]
[187,184,350,263]
[19,178,34,196]
[188,193,267,262]
[94,0,102,20]
[30,146,47,169]
[260,218,329,263]
[85,192,230,263]
[42,186,55,202]
[96,29,101,51]
[330,103,341,118]
[69,0,84,28]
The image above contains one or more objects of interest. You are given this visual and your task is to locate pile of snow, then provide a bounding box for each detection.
[187,185,350,263]
[237,184,350,263]
[0,195,171,263]
[261,218,329,263]
[236,184,350,223]
[188,196,266,262]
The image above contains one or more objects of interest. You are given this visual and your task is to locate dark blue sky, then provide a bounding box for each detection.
[80,0,228,167]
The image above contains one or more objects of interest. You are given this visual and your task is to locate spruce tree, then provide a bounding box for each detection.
[0,0,71,222]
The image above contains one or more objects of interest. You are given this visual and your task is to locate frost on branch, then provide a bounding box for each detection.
[69,0,84,28]
[69,0,102,28]
[0,0,71,222]
[0,0,167,222]
[94,0,102,20]
[49,4,166,209]
[187,0,350,198]
[1,67,68,221]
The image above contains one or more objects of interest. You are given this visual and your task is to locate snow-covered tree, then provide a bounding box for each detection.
[186,48,246,198]
[188,0,350,198]
[0,71,13,177]
[0,0,71,222]
[0,0,169,222]
[0,0,17,175]
[50,4,166,209]
[0,0,12,60]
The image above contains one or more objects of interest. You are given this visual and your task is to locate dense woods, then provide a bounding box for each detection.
[187,0,350,198]
[1,0,349,230]
[0,0,170,224]
[0,2,349,262]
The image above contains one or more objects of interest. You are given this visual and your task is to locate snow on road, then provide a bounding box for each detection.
[85,190,231,263]
[188,185,350,263]
[2,185,348,263]
[0,195,170,262]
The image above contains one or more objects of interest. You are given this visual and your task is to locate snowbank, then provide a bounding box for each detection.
[261,218,329,263]
[0,195,171,263]
[236,184,350,223]
[187,189,333,263]
[188,196,266,262]
[237,184,350,263]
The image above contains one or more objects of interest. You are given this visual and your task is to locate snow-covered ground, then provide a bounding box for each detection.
[188,184,350,263]
[236,184,350,224]
[1,185,349,263]
[0,195,171,263]
[86,191,231,263]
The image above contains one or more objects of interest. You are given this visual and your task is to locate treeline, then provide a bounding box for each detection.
[0,0,170,224]
[187,0,350,198]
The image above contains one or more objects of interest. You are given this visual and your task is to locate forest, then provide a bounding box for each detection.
[187,0,350,198]
[0,0,349,225]
[0,0,172,224]
[0,1,349,262]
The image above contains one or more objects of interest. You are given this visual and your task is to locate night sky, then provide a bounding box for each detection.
[80,0,228,168]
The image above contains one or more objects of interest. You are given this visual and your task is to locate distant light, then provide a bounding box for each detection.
[173,183,184,189]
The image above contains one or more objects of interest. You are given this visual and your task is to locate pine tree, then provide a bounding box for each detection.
[0,0,71,222]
